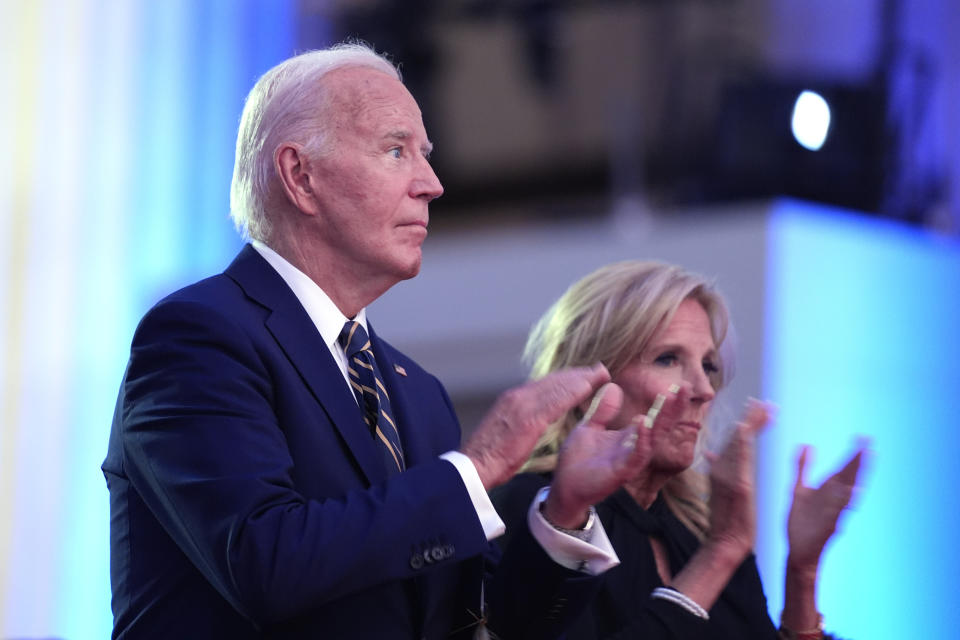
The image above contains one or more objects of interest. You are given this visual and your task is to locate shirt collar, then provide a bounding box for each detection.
[251,240,368,349]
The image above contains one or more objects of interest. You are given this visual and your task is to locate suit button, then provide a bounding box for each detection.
[430,546,445,562]
[410,554,424,570]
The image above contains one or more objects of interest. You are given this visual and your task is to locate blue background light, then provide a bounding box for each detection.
[758,200,960,638]
[0,1,296,636]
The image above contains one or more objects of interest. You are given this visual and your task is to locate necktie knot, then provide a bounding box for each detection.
[338,321,371,357]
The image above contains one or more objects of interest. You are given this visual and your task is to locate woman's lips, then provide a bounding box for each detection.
[677,420,701,432]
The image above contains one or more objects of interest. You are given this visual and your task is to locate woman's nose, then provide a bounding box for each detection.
[688,368,716,404]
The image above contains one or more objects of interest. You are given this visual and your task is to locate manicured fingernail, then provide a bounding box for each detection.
[584,382,613,421]
[668,384,680,394]
[651,393,667,413]
[641,393,666,430]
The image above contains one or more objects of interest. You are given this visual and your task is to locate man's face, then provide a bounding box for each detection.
[307,66,443,287]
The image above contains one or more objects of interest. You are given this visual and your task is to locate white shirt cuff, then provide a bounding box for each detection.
[527,486,620,575]
[440,451,506,540]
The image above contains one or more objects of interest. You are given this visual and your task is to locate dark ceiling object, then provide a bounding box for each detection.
[706,79,890,215]
[330,1,440,124]
[702,58,940,225]
[699,0,939,224]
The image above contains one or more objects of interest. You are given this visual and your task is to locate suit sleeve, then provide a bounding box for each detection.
[485,474,604,639]
[118,298,490,626]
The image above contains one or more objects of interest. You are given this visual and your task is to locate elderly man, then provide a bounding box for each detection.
[103,43,648,639]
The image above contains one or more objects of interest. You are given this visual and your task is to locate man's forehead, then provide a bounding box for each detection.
[324,66,417,113]
[323,67,428,143]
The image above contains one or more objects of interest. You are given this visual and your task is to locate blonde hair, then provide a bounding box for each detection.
[522,260,732,537]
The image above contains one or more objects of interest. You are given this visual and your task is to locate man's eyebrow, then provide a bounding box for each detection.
[385,130,434,157]
[385,130,410,141]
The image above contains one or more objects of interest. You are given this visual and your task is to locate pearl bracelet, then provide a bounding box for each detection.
[650,587,709,620]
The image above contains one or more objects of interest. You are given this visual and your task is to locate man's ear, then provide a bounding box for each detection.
[275,143,319,215]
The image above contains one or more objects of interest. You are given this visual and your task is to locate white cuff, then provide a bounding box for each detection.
[527,487,620,575]
[440,451,506,540]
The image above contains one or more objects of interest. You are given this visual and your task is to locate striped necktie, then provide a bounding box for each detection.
[338,321,405,473]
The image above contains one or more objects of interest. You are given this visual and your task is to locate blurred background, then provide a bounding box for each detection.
[1,0,958,637]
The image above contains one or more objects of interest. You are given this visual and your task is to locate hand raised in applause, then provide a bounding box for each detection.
[786,440,869,574]
[704,400,773,561]
[461,364,611,491]
[542,383,653,529]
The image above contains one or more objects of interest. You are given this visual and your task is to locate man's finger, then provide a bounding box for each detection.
[533,364,611,422]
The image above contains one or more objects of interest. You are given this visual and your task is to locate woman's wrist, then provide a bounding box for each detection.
[781,557,820,632]
[669,540,745,612]
[785,555,819,585]
[779,613,824,640]
[702,536,750,569]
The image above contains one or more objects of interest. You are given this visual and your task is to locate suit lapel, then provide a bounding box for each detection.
[224,245,388,487]
[368,324,432,468]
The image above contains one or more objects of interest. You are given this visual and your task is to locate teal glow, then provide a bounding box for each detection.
[759,200,960,637]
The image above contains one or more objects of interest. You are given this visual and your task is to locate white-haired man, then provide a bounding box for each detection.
[103,43,649,639]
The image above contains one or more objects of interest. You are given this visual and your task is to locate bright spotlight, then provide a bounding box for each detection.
[791,90,831,151]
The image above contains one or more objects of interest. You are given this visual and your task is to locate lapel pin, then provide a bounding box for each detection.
[394,364,407,377]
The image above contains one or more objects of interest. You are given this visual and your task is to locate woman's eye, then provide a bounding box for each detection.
[654,353,678,366]
[703,359,719,374]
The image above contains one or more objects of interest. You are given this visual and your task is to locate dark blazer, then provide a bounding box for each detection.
[493,473,778,640]
[103,245,595,639]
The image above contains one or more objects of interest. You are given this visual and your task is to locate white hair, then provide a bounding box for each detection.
[229,42,400,242]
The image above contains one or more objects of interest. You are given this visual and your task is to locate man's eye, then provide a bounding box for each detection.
[389,148,402,159]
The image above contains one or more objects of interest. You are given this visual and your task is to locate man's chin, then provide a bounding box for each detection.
[394,255,422,281]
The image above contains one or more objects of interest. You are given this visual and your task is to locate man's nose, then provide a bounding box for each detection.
[412,158,443,202]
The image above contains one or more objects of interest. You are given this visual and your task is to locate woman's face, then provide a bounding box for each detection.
[612,298,718,473]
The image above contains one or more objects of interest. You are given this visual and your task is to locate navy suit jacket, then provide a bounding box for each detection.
[103,245,597,639]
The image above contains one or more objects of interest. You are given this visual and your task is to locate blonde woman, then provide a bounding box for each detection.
[491,261,866,640]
